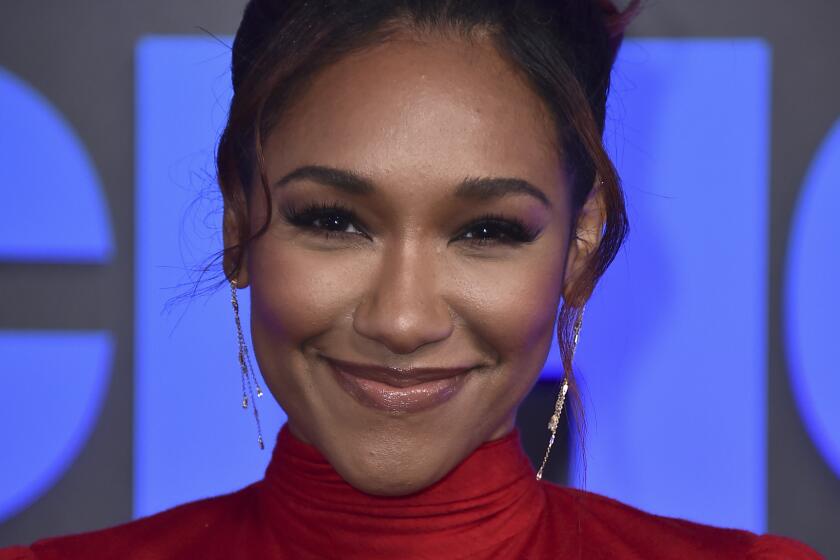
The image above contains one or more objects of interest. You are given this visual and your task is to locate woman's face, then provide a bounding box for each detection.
[229,33,599,496]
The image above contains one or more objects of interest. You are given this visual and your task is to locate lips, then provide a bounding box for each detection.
[323,356,474,413]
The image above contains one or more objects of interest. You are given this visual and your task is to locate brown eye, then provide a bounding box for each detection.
[457,214,541,246]
[281,201,368,240]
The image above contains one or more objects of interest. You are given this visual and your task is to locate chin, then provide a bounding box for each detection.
[340,464,446,497]
[330,436,456,497]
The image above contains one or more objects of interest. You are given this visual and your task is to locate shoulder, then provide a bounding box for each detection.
[0,547,34,560]
[0,483,261,560]
[746,534,824,560]
[541,484,823,559]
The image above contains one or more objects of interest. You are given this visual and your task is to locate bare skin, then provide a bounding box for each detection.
[224,31,606,496]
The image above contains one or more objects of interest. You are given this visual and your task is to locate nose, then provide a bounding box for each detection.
[352,240,454,355]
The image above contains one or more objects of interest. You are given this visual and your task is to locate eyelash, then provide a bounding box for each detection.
[280,201,541,247]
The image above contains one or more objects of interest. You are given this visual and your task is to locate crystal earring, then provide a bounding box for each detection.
[230,277,265,450]
[536,305,585,480]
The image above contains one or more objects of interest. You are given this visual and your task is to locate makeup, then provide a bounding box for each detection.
[323,356,471,413]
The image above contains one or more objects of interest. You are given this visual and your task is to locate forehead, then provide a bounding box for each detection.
[265,34,565,208]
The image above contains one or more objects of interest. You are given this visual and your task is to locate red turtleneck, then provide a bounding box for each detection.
[0,424,823,559]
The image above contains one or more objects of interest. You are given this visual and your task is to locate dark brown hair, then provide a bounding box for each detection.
[217,0,640,457]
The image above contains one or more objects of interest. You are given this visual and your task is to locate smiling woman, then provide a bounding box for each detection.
[234,24,596,499]
[0,0,824,559]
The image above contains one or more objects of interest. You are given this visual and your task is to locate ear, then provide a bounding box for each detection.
[562,177,606,302]
[223,202,250,288]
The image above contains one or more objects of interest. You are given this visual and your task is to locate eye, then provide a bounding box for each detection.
[457,213,542,246]
[281,201,368,240]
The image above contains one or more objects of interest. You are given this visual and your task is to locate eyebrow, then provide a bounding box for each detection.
[273,164,553,209]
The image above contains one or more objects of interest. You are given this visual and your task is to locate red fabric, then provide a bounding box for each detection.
[1,425,824,559]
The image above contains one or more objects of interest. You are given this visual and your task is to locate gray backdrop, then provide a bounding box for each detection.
[1,0,838,556]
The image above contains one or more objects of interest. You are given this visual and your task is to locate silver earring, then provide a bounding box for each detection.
[536,305,585,480]
[230,277,265,450]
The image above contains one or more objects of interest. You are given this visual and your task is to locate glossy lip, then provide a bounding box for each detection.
[322,355,475,413]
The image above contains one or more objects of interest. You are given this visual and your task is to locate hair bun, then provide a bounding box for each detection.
[595,0,642,64]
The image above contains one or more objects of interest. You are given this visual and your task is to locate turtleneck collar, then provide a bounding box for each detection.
[257,423,549,559]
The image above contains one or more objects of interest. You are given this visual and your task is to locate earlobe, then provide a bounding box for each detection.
[562,177,607,300]
[223,205,250,288]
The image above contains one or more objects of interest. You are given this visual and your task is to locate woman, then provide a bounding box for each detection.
[0,0,824,558]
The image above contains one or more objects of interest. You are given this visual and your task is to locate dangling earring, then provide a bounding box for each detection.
[536,305,585,480]
[230,277,265,450]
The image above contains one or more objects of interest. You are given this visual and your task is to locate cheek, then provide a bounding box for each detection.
[246,233,371,421]
[454,249,564,384]
[248,236,361,345]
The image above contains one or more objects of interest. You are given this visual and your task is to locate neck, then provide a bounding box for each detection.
[257,423,548,558]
